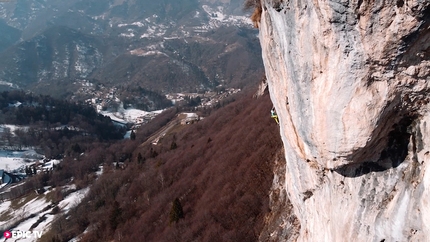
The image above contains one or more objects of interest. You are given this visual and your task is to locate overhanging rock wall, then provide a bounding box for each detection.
[258,0,430,240]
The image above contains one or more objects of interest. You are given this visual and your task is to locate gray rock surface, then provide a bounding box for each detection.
[258,0,430,240]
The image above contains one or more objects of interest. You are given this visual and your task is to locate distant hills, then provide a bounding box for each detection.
[0,0,263,100]
[0,19,20,53]
[0,26,107,95]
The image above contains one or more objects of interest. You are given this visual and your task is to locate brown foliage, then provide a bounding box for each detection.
[251,7,262,28]
[244,0,262,28]
[55,88,284,242]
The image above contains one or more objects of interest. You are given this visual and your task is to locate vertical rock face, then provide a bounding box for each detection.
[258,0,430,241]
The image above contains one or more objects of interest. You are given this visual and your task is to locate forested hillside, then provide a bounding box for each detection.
[0,90,125,158]
[40,89,285,241]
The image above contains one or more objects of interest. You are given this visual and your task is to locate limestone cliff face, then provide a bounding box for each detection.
[258,0,430,241]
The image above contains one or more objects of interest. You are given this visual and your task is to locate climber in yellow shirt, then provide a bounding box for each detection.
[271,107,279,124]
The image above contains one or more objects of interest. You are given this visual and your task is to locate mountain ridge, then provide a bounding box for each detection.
[0,0,263,102]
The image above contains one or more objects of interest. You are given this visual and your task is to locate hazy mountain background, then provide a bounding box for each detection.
[0,0,263,100]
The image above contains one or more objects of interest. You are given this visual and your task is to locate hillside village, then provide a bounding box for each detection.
[76,77,241,127]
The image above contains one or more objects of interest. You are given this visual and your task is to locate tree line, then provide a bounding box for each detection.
[0,90,125,157]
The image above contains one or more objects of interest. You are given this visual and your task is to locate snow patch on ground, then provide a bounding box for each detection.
[112,5,250,40]
[58,187,89,213]
[101,106,164,124]
[200,5,252,30]
[130,48,168,57]
[0,124,20,133]
[100,111,126,124]
[120,32,135,38]
[95,166,103,177]
[121,108,149,121]
[118,21,145,28]
[0,196,49,230]
[0,186,90,241]
[0,200,11,216]
[0,150,43,171]
[0,156,31,171]
[184,113,198,118]
[0,80,19,88]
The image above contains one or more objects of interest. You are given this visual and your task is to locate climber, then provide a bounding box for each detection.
[271,107,279,124]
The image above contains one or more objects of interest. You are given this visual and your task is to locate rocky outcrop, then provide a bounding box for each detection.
[258,0,430,241]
